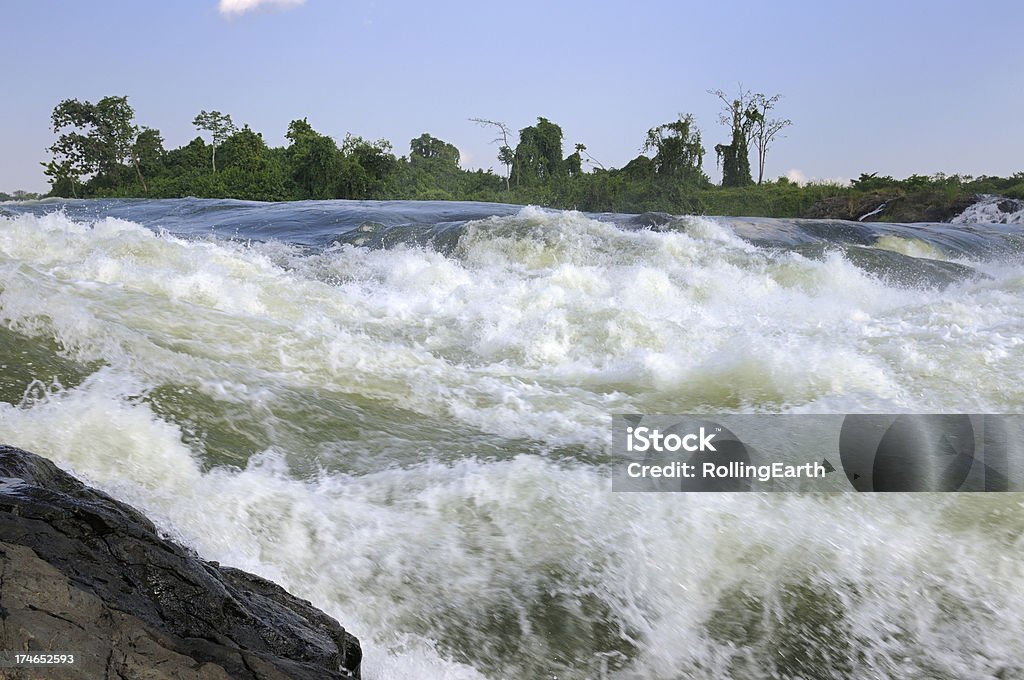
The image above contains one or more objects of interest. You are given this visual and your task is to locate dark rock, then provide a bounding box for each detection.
[916,194,977,223]
[794,219,878,245]
[627,212,674,228]
[997,198,1023,214]
[0,445,361,679]
[802,192,980,223]
[801,193,896,221]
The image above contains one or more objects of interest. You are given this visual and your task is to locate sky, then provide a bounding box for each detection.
[3,0,1023,193]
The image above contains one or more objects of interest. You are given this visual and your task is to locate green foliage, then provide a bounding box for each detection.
[218,126,288,201]
[511,117,566,187]
[42,159,80,198]
[410,133,460,167]
[339,134,400,199]
[285,118,342,199]
[48,95,141,195]
[696,181,844,217]
[497,146,515,178]
[39,94,1020,221]
[564,145,584,178]
[133,128,165,177]
[402,133,466,199]
[644,114,708,185]
[709,89,756,187]
[850,173,897,191]
[715,121,753,188]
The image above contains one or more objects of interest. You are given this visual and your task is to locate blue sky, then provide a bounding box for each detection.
[3,0,1023,193]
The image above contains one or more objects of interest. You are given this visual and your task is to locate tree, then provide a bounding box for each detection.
[574,143,606,171]
[748,93,792,184]
[131,127,164,193]
[709,88,756,187]
[48,95,140,194]
[339,134,399,199]
[470,118,515,190]
[643,114,708,184]
[565,144,584,177]
[192,110,236,173]
[42,158,82,198]
[511,117,565,187]
[285,118,341,199]
[161,137,209,178]
[219,125,288,200]
[409,133,460,167]
[406,133,463,199]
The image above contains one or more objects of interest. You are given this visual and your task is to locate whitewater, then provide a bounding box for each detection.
[1,198,1023,679]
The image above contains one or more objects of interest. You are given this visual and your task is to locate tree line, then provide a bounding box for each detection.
[36,93,1024,218]
[40,90,791,207]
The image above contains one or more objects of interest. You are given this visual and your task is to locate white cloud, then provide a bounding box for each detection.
[219,0,306,18]
[786,168,807,185]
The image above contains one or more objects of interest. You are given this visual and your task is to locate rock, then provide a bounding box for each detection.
[801,193,896,221]
[801,192,979,223]
[997,198,1023,214]
[0,445,361,679]
[626,212,674,228]
[790,243,983,289]
[913,194,977,223]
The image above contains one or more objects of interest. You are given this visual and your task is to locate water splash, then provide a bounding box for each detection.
[3,202,1024,679]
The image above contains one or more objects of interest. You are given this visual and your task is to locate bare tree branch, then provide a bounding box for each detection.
[470,118,516,190]
[749,93,792,184]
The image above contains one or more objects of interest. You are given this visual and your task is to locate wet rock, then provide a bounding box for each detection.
[626,212,674,228]
[0,445,361,679]
[790,243,983,289]
[997,198,1023,214]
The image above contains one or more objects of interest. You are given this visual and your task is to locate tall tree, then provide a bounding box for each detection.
[48,95,140,194]
[192,110,236,174]
[511,117,565,187]
[409,133,460,167]
[748,93,792,184]
[407,133,462,198]
[709,88,756,187]
[131,127,164,193]
[565,144,584,177]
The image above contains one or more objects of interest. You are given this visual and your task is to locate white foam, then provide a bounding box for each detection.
[952,194,1024,224]
[5,208,1021,427]
[4,207,1024,677]
[3,379,1023,678]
